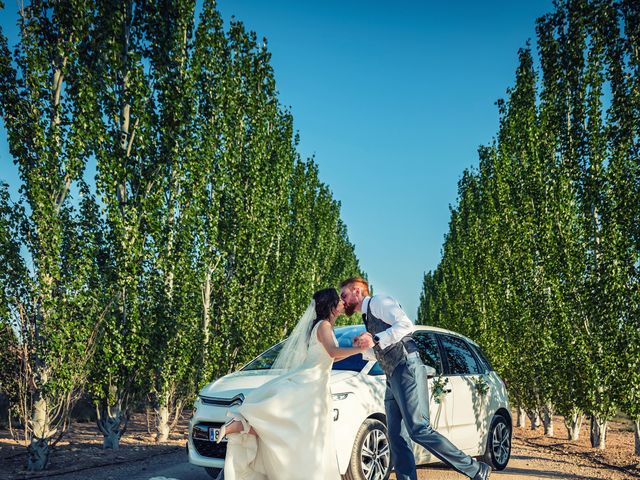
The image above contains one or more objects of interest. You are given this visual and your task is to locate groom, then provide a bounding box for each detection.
[341,277,491,480]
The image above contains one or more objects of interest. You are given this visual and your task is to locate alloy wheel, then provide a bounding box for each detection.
[492,421,511,466]
[360,428,390,480]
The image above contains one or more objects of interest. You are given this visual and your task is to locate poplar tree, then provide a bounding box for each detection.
[139,0,200,443]
[1,0,362,460]
[419,0,639,450]
[87,0,158,449]
[0,0,105,469]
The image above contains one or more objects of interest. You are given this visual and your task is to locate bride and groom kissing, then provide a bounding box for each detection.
[216,277,492,480]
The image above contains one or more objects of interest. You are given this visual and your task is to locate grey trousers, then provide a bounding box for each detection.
[384,353,480,480]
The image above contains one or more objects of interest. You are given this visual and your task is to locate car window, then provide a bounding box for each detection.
[412,331,443,374]
[367,362,384,376]
[241,343,283,371]
[469,342,493,372]
[439,335,481,375]
[333,326,368,372]
[333,354,368,372]
[241,326,369,372]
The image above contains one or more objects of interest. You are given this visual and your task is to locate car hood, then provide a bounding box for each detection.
[199,369,359,399]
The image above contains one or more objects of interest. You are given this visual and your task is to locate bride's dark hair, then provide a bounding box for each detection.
[312,288,340,329]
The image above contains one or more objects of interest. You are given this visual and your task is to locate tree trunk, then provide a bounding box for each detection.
[156,403,170,443]
[202,271,211,347]
[634,418,640,456]
[96,398,126,449]
[155,391,183,443]
[541,404,554,436]
[27,397,52,471]
[564,410,583,441]
[527,409,540,430]
[516,407,526,428]
[8,411,14,440]
[590,416,607,449]
[145,404,153,434]
[198,266,212,386]
[27,437,50,471]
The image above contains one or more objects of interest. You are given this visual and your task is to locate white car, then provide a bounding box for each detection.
[188,325,512,480]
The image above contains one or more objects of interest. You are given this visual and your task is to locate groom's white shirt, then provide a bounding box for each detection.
[362,295,415,361]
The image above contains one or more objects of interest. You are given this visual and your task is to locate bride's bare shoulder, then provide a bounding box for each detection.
[316,319,334,338]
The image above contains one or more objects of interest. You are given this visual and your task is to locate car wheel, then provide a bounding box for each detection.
[205,466,223,479]
[482,414,511,470]
[344,418,391,480]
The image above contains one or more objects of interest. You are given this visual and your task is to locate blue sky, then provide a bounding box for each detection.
[0,1,554,320]
[214,0,554,318]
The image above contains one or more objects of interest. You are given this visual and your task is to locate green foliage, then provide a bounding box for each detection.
[0,183,27,414]
[0,0,108,467]
[0,0,362,456]
[431,376,450,404]
[419,0,639,437]
[473,376,489,397]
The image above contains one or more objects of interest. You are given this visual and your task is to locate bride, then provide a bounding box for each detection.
[217,288,366,480]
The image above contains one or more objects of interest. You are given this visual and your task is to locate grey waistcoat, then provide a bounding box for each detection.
[364,298,418,377]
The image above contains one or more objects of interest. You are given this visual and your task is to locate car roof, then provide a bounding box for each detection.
[334,324,480,348]
[413,325,481,347]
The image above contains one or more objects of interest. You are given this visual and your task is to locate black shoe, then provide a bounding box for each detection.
[473,462,491,480]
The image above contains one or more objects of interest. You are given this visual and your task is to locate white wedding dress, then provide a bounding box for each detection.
[223,320,341,480]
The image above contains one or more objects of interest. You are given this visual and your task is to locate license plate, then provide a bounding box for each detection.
[209,427,227,443]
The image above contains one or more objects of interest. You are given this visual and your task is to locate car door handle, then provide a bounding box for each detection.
[423,366,436,378]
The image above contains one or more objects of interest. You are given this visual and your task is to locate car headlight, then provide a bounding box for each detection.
[331,392,352,401]
[192,395,202,415]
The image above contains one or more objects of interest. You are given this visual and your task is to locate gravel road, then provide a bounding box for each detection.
[29,433,635,480]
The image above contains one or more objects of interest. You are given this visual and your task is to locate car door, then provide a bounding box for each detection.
[410,331,453,462]
[438,334,487,453]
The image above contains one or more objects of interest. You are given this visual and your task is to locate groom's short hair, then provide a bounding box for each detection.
[340,277,369,296]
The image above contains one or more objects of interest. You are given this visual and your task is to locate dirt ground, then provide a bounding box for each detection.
[1,412,639,480]
[398,416,640,480]
[503,416,640,480]
[0,412,189,479]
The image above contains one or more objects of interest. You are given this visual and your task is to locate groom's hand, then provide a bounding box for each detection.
[354,332,375,349]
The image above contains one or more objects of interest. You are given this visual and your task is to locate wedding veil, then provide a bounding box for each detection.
[272,299,317,372]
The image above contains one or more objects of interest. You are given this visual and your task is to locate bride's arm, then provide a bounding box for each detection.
[317,321,365,360]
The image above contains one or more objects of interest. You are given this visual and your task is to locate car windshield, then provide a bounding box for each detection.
[241,325,370,372]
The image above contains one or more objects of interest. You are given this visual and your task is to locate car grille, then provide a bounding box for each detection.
[192,422,227,459]
[201,394,245,407]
